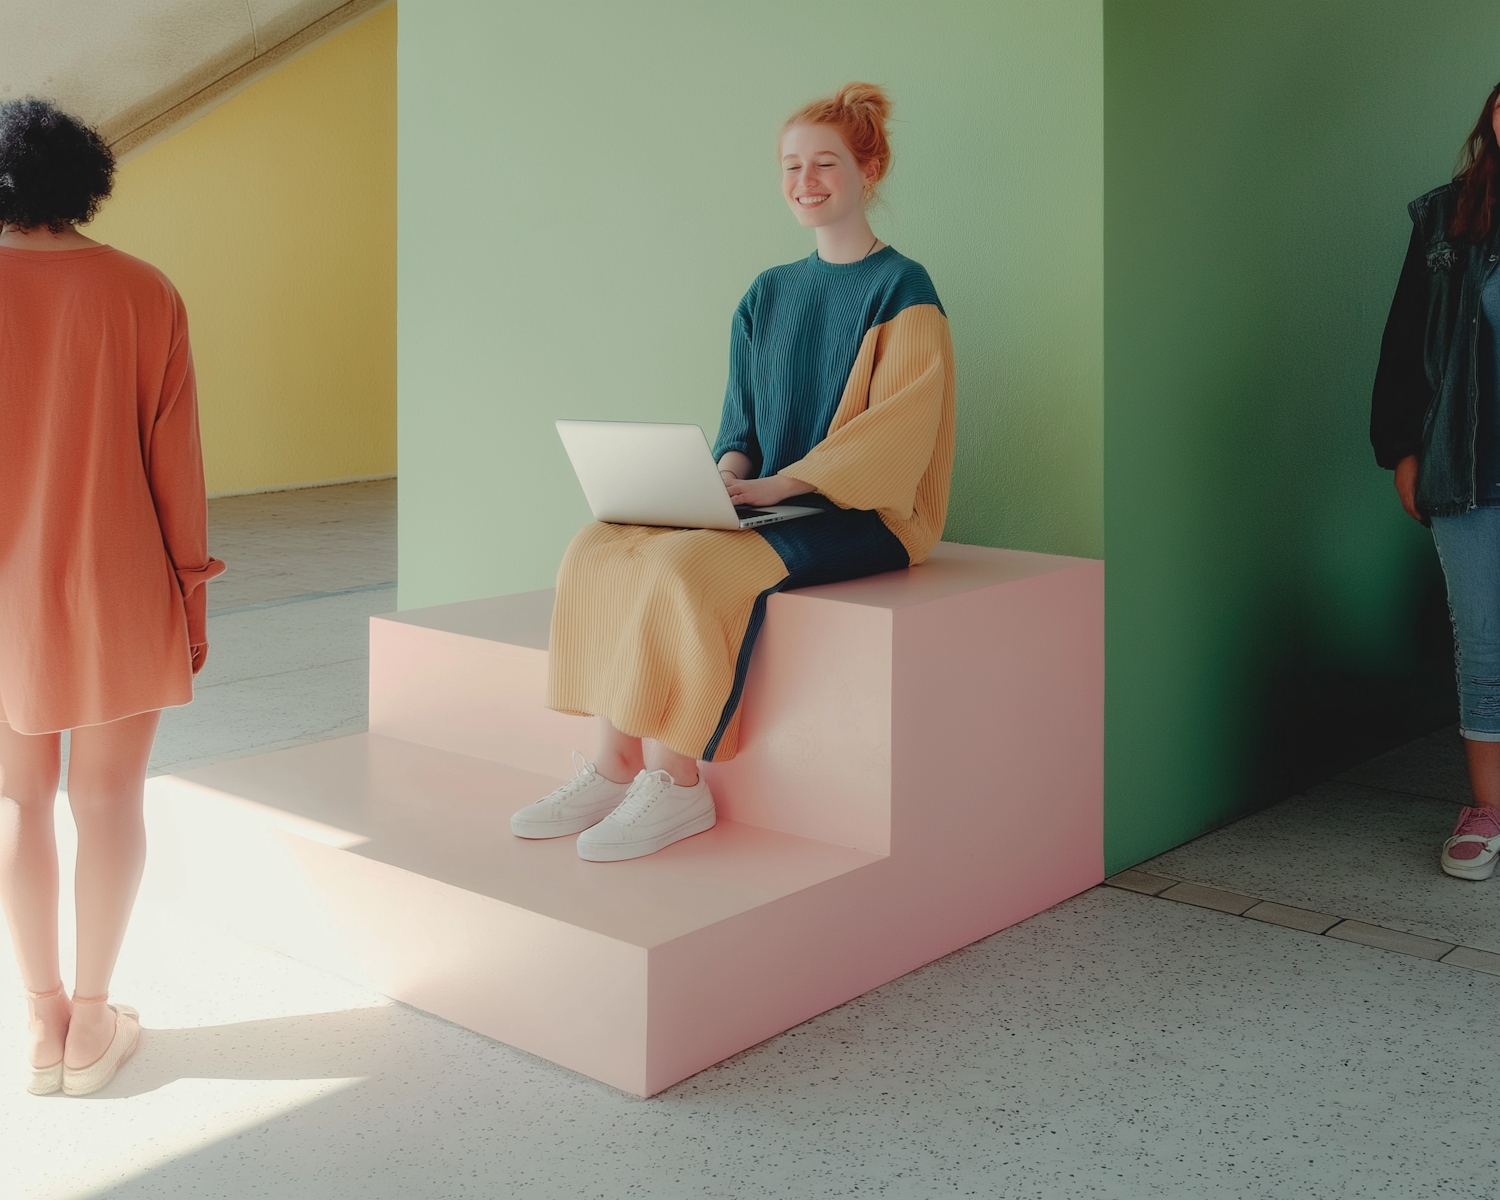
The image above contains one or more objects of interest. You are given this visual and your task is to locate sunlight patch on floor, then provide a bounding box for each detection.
[1,793,392,1200]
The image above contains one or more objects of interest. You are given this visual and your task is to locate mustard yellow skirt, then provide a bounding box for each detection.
[547,498,909,762]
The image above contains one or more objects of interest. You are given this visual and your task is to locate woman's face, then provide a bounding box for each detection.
[780,124,874,229]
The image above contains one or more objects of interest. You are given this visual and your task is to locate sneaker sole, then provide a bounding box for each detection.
[511,811,616,839]
[577,809,717,862]
[1441,853,1498,881]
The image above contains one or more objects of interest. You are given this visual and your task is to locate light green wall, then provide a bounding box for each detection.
[399,2,1494,875]
[1101,1,1498,870]
[398,0,1103,610]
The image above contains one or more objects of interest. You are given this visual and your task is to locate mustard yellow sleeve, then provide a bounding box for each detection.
[778,304,954,519]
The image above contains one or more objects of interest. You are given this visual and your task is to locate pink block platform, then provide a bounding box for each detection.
[145,542,1103,1096]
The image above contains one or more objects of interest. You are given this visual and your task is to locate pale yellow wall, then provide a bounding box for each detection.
[88,5,396,494]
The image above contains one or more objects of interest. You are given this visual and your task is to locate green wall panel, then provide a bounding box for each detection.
[398,1,1103,610]
[1102,1,1500,871]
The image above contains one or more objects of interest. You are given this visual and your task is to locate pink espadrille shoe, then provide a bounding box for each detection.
[61,994,140,1097]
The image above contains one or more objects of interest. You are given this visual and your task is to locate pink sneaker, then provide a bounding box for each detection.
[1441,806,1500,880]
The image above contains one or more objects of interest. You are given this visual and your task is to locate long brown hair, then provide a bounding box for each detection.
[1452,81,1500,242]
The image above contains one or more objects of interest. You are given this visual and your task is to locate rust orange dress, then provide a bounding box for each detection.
[0,244,224,735]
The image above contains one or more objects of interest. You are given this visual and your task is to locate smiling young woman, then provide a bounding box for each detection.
[510,83,955,863]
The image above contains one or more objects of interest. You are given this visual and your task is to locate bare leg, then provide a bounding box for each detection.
[594,719,700,786]
[645,742,699,787]
[1464,738,1500,810]
[63,710,159,1069]
[594,717,646,784]
[0,722,68,1068]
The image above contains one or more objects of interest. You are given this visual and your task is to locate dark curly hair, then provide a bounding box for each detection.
[0,98,115,232]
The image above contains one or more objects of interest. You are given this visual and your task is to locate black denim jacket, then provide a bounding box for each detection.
[1371,183,1500,517]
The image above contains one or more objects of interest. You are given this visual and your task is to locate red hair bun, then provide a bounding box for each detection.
[782,82,893,199]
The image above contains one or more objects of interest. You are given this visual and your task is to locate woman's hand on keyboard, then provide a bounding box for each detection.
[725,473,811,508]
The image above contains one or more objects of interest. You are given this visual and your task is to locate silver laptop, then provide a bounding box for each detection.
[556,420,822,531]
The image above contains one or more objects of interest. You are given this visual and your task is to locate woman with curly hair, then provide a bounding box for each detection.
[510,83,954,861]
[1373,81,1500,881]
[0,98,223,1094]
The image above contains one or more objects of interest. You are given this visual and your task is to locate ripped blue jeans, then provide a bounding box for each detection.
[1432,505,1500,741]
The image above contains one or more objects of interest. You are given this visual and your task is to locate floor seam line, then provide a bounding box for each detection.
[1329,778,1461,804]
[191,657,371,689]
[207,580,397,617]
[1103,874,1496,972]
[148,726,370,777]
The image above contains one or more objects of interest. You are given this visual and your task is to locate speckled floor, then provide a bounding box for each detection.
[9,482,1500,1200]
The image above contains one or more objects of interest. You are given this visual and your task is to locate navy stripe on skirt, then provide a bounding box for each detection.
[702,494,909,759]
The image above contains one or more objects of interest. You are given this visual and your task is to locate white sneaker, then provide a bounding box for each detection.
[576,769,716,861]
[511,753,632,839]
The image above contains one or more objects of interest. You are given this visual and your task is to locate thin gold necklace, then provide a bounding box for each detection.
[862,235,880,259]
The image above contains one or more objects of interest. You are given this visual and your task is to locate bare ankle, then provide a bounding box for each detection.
[593,755,639,785]
[654,762,698,786]
[26,989,70,1067]
[63,999,117,1069]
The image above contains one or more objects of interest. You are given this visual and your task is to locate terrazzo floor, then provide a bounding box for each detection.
[8,481,1500,1200]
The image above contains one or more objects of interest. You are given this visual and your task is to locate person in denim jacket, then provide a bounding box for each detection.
[1373,80,1500,880]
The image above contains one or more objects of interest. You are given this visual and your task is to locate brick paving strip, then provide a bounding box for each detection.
[1104,869,1500,976]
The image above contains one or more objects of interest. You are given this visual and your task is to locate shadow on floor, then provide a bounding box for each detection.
[48,1006,406,1101]
[1335,721,1474,804]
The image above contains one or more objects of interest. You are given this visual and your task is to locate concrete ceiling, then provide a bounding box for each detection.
[0,0,390,158]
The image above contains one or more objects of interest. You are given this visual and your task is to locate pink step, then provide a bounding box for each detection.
[146,542,1103,1095]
